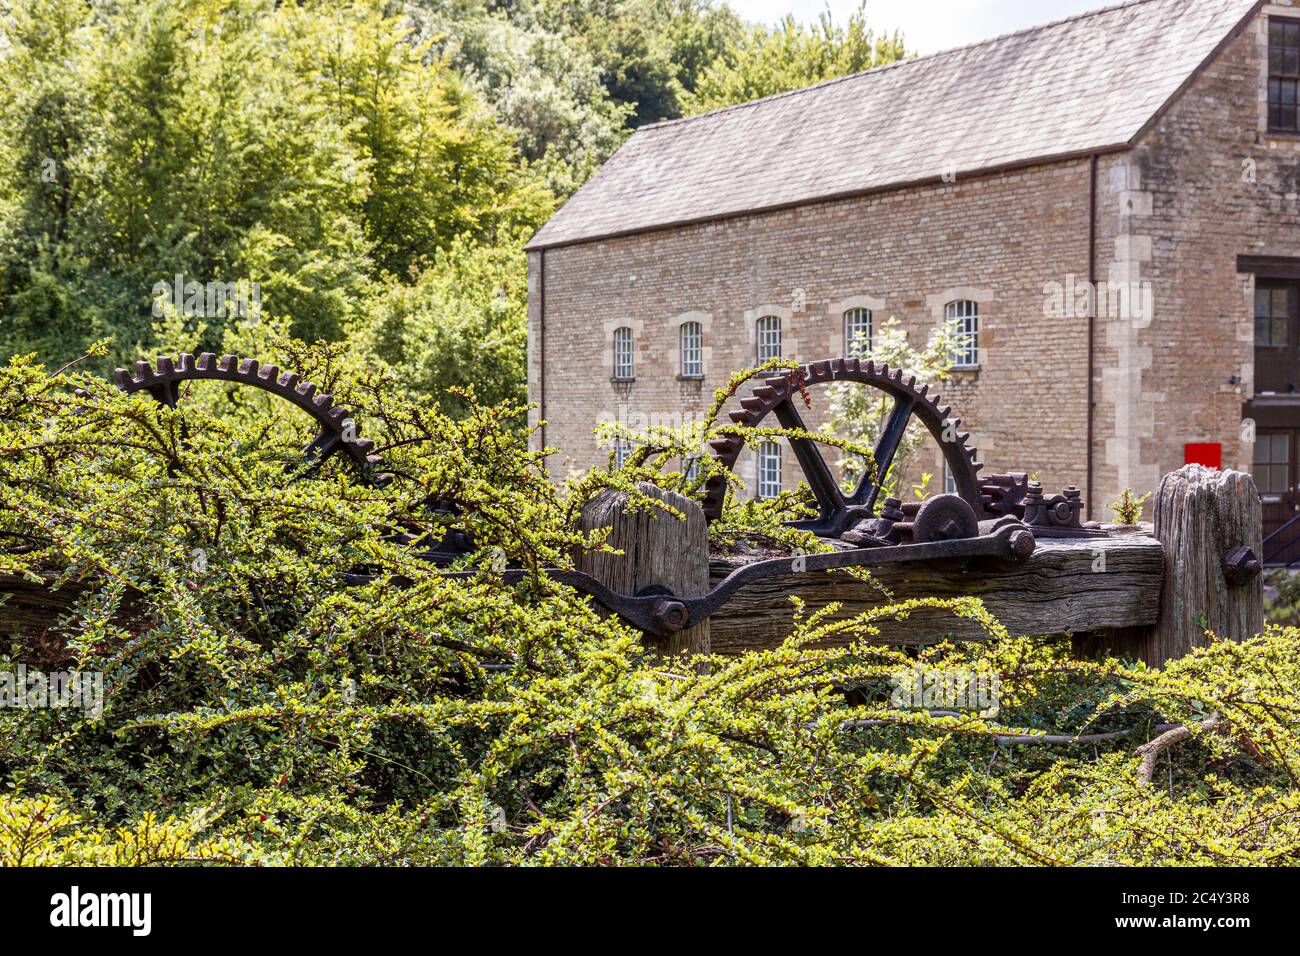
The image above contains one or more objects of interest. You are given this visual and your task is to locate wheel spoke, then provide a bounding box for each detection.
[147,381,180,408]
[771,397,845,517]
[304,429,342,465]
[849,395,915,508]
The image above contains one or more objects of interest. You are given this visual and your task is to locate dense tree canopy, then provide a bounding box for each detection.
[0,0,908,410]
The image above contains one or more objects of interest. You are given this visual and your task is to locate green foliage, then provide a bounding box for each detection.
[2,351,1299,865]
[1109,488,1151,525]
[0,0,551,364]
[683,3,906,115]
[356,232,531,415]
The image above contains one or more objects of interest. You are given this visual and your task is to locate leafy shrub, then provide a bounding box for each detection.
[0,347,1299,865]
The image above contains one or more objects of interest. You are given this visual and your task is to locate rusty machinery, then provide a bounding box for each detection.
[113,354,1110,636]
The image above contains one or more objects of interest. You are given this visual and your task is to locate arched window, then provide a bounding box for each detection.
[946,300,979,368]
[844,307,872,357]
[756,315,782,361]
[757,441,781,499]
[613,438,633,469]
[612,326,634,380]
[680,321,703,377]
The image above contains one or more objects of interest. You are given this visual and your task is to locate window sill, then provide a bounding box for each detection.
[610,376,635,384]
[677,373,705,382]
[949,364,980,376]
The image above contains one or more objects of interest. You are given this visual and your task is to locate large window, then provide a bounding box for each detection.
[1254,281,1300,395]
[756,315,782,361]
[612,326,634,380]
[1256,286,1290,347]
[1254,432,1291,497]
[757,441,781,499]
[1271,18,1300,132]
[613,438,632,469]
[680,321,703,377]
[946,300,979,369]
[844,307,872,357]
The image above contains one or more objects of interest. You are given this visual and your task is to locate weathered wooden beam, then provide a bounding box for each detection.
[0,573,87,636]
[577,482,710,658]
[1145,465,1263,665]
[707,534,1164,655]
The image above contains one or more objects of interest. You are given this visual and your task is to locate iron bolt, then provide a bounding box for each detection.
[1222,546,1261,586]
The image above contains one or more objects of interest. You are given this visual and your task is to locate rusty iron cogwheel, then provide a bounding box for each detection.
[113,353,383,472]
[700,358,984,537]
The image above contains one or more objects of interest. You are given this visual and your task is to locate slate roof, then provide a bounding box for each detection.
[528,0,1262,250]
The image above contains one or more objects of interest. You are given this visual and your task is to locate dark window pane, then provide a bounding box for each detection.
[1287,50,1299,76]
[1274,288,1290,316]
[1272,19,1283,44]
[1276,317,1289,345]
[1257,317,1270,344]
[1257,288,1271,317]
[1285,105,1297,129]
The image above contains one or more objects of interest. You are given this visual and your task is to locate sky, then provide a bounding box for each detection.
[728,0,1112,55]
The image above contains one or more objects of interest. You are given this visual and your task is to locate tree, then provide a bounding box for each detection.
[684,3,906,115]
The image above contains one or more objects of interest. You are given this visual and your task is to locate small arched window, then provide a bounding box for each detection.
[844,307,872,357]
[680,321,703,377]
[756,315,782,361]
[612,326,634,380]
[757,441,782,499]
[946,300,979,368]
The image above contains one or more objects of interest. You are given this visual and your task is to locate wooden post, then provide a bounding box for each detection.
[577,482,710,658]
[1146,464,1263,665]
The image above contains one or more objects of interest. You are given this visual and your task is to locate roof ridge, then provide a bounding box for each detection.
[639,0,1171,134]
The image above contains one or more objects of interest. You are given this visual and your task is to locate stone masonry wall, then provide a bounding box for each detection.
[528,5,1300,514]
[1097,3,1300,500]
[530,160,1094,504]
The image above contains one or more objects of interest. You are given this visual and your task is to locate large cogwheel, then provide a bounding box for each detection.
[701,357,983,537]
[113,353,383,472]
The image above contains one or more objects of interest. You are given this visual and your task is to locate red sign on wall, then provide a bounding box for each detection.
[1184,442,1222,469]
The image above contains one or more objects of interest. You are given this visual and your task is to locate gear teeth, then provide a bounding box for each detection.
[113,368,132,387]
[279,371,300,390]
[134,360,151,383]
[313,393,333,409]
[325,406,347,423]
[237,358,258,376]
[259,364,279,382]
[296,382,316,401]
[156,356,176,376]
[701,354,984,523]
[217,354,237,373]
[196,352,215,371]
